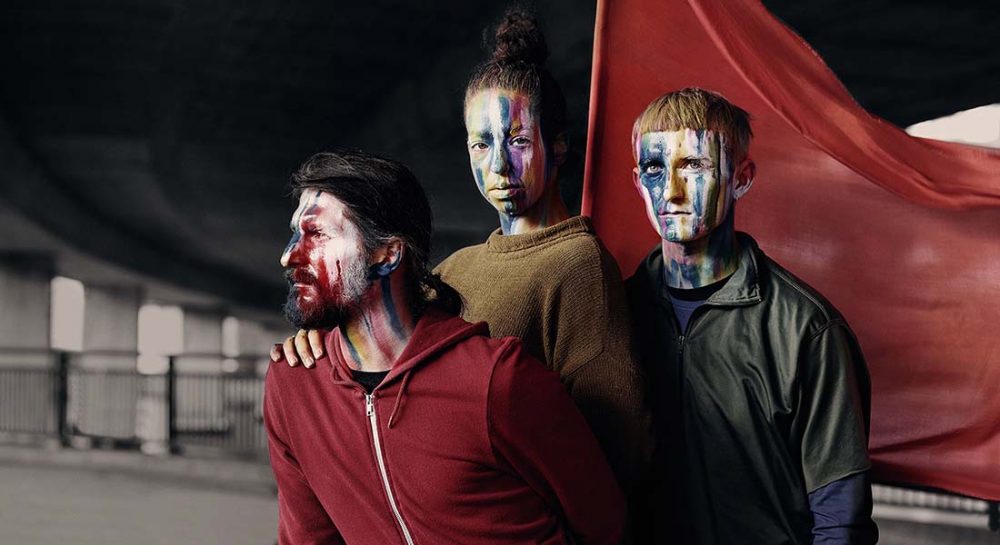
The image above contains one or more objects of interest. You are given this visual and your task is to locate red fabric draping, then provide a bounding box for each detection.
[582,0,1000,500]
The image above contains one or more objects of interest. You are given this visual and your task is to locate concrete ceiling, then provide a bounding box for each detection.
[0,0,996,315]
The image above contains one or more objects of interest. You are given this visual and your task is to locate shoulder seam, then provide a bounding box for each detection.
[562,345,611,379]
[807,318,846,343]
[437,243,486,268]
[562,235,612,377]
[767,260,835,323]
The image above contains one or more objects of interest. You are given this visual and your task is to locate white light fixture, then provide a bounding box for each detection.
[137,304,184,357]
[906,104,1000,148]
[50,277,85,352]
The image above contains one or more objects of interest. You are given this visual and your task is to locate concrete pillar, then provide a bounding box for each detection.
[173,307,226,446]
[77,284,142,371]
[72,284,142,440]
[230,318,290,453]
[178,307,225,373]
[0,252,54,367]
[236,319,270,372]
[0,253,55,437]
[243,319,293,376]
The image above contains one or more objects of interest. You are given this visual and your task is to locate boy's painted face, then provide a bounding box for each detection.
[633,129,736,243]
[465,88,552,217]
[280,189,370,329]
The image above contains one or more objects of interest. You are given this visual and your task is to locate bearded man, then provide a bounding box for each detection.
[265,149,625,545]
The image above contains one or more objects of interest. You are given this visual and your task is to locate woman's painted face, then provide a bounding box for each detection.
[633,129,735,243]
[465,89,552,217]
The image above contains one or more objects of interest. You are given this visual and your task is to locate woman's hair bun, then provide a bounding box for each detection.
[490,8,549,66]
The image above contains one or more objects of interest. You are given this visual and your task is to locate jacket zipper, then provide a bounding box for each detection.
[365,393,416,545]
[676,307,710,382]
[678,303,712,355]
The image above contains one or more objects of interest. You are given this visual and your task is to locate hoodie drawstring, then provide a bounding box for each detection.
[387,369,413,429]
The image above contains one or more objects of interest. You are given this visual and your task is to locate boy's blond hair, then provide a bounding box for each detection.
[632,88,753,160]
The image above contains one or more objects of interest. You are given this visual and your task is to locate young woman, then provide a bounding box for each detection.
[436,8,650,498]
[274,8,651,526]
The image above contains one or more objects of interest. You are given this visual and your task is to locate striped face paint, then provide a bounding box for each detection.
[634,129,734,243]
[340,273,414,368]
[280,189,369,329]
[465,89,552,221]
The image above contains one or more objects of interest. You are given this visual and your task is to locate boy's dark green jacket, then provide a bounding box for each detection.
[626,233,872,545]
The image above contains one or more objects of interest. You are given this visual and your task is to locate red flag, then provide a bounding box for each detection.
[583,0,1000,500]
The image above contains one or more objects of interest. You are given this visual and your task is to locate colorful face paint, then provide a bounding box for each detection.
[634,129,735,243]
[339,274,414,370]
[281,188,417,370]
[632,129,743,289]
[660,215,740,289]
[465,89,556,231]
[280,189,370,329]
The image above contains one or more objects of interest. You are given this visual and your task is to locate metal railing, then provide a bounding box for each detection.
[0,365,59,436]
[2,349,998,532]
[0,350,268,459]
[874,483,999,532]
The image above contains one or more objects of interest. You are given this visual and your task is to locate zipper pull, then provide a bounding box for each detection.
[365,393,374,417]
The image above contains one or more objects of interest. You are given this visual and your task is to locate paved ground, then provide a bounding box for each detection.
[0,463,277,545]
[876,518,999,545]
[0,443,996,544]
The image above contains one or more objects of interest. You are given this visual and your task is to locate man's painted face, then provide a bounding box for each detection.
[280,189,370,329]
[465,89,552,217]
[634,129,735,243]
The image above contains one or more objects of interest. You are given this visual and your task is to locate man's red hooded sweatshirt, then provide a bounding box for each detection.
[264,307,626,545]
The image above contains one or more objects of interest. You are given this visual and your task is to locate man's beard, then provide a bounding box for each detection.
[282,256,370,330]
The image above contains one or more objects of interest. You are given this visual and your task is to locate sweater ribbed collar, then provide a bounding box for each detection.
[485,216,594,253]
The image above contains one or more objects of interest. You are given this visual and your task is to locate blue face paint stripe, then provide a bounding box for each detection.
[498,96,511,134]
[694,172,706,229]
[304,192,321,216]
[380,276,407,341]
[639,135,669,215]
[283,230,301,256]
[284,191,316,257]
[499,214,514,234]
[361,311,374,336]
[490,96,512,174]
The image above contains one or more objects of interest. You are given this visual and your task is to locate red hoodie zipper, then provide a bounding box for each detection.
[365,393,416,545]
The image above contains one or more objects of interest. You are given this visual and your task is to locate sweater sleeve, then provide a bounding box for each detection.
[554,243,654,499]
[488,341,627,545]
[263,371,346,545]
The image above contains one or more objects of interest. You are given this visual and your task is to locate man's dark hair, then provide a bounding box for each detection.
[290,149,462,315]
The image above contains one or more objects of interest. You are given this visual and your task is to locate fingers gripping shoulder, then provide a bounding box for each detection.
[270,329,327,368]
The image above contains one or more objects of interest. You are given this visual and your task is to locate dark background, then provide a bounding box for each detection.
[0,0,996,320]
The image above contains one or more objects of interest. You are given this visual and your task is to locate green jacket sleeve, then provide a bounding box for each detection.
[795,320,872,492]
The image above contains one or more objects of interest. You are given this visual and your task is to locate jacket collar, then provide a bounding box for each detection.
[324,306,487,389]
[639,231,763,308]
[324,306,488,428]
